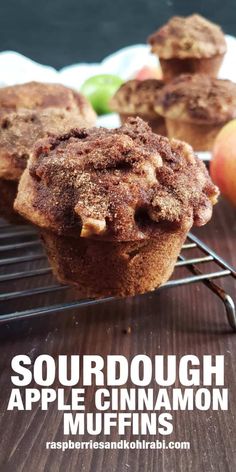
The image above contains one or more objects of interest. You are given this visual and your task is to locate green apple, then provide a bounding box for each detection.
[80,74,123,115]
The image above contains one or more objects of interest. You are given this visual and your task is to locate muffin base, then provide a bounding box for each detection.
[165,118,222,151]
[41,227,188,298]
[0,179,24,224]
[119,112,167,136]
[160,54,224,82]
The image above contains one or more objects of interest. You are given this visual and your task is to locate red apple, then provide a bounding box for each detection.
[210,120,236,206]
[135,66,162,81]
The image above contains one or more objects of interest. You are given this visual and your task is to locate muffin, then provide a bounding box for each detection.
[155,74,236,151]
[14,118,218,298]
[0,81,96,222]
[110,79,166,135]
[148,14,227,82]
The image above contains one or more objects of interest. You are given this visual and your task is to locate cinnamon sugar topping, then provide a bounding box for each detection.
[0,82,96,180]
[155,74,236,125]
[15,117,219,241]
[148,14,227,59]
[110,79,164,117]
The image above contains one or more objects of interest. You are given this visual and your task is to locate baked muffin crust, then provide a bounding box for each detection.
[0,108,95,181]
[148,14,227,59]
[0,81,92,116]
[110,79,164,117]
[0,82,96,180]
[15,117,218,241]
[155,74,236,125]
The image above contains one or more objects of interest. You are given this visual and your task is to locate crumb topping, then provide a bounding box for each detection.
[148,14,227,59]
[155,74,236,125]
[15,118,218,241]
[0,82,96,180]
[110,79,164,117]
[0,81,93,117]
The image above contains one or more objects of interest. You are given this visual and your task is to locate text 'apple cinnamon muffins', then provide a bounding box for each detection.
[148,14,227,82]
[155,74,236,151]
[0,81,96,222]
[15,117,218,298]
[110,79,166,135]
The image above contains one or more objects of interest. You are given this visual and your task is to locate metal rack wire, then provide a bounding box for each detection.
[0,218,235,330]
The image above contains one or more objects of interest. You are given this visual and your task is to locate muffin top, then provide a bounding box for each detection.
[148,14,227,59]
[110,79,164,117]
[0,81,93,116]
[0,81,96,180]
[15,117,218,241]
[155,74,236,125]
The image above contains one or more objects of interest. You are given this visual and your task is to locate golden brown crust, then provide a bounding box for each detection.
[148,14,227,59]
[41,227,187,297]
[0,82,96,180]
[155,74,236,125]
[165,119,223,152]
[110,79,164,117]
[159,54,224,82]
[15,117,218,241]
[0,81,90,114]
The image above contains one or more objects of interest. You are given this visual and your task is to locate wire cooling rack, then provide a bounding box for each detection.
[0,218,235,330]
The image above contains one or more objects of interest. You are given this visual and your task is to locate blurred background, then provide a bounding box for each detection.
[0,0,235,68]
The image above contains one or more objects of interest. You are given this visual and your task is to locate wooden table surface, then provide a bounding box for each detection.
[0,197,235,472]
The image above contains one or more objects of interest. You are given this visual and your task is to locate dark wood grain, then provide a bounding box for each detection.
[0,197,235,472]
